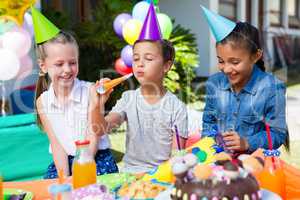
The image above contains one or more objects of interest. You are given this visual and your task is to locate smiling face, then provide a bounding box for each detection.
[216,42,262,92]
[132,41,172,86]
[39,42,79,90]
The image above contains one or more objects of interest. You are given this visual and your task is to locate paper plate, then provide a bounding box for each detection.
[4,188,33,200]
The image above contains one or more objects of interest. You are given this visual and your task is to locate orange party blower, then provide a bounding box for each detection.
[97,73,133,94]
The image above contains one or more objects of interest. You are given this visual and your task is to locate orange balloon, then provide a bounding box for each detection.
[0,0,36,25]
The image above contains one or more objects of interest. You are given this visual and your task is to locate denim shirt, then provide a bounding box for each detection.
[202,65,287,152]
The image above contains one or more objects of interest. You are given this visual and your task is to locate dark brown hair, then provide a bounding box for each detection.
[217,22,265,72]
[133,39,175,64]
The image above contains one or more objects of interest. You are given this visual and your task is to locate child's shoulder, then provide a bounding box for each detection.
[257,70,286,90]
[165,91,187,109]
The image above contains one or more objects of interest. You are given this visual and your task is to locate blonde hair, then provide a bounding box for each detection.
[35,31,79,128]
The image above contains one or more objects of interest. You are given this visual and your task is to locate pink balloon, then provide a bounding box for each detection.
[2,27,32,58]
[16,55,33,80]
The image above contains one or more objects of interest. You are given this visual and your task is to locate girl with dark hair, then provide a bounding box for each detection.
[202,20,289,153]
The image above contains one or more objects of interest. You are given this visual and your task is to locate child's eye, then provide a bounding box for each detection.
[54,63,63,67]
[70,61,77,66]
[218,60,224,64]
[232,61,240,65]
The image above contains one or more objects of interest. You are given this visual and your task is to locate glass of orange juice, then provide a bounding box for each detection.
[256,150,285,199]
[72,140,96,189]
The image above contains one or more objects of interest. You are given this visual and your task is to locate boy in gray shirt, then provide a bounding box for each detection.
[89,29,188,173]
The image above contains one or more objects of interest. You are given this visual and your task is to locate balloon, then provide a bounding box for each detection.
[16,55,33,80]
[157,13,173,39]
[121,45,133,67]
[115,58,132,75]
[132,1,150,22]
[2,27,32,58]
[23,12,34,37]
[0,0,36,25]
[0,48,21,81]
[113,13,132,38]
[0,20,15,35]
[122,19,142,45]
[145,0,160,5]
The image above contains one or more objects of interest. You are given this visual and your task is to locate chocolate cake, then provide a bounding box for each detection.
[170,153,263,200]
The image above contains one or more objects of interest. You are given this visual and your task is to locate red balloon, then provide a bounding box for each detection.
[115,58,132,75]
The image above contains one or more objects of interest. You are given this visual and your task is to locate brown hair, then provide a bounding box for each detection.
[217,22,265,72]
[35,31,78,128]
[133,39,175,64]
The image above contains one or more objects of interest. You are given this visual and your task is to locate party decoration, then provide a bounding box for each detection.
[122,19,142,45]
[16,55,33,80]
[97,73,133,94]
[113,13,132,38]
[200,5,236,42]
[0,49,20,81]
[114,58,133,75]
[0,20,15,35]
[23,12,34,37]
[0,0,35,25]
[157,13,173,39]
[31,6,60,44]
[146,0,160,5]
[2,27,32,58]
[132,1,150,23]
[143,160,175,183]
[138,2,162,41]
[112,0,173,75]
[121,45,133,67]
[186,137,216,164]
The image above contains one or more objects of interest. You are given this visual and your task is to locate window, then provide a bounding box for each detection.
[41,0,92,23]
[269,0,282,26]
[288,0,300,28]
[219,0,237,21]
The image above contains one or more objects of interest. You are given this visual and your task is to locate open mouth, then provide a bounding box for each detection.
[59,75,73,81]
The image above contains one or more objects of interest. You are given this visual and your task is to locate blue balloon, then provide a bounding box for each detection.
[113,13,132,38]
[132,1,150,23]
[121,45,133,67]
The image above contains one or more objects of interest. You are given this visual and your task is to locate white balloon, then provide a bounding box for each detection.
[0,48,21,81]
[16,55,33,80]
[2,27,32,58]
[23,12,34,37]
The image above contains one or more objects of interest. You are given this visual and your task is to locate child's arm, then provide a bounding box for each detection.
[202,80,218,136]
[88,79,125,137]
[36,97,70,176]
[172,103,188,150]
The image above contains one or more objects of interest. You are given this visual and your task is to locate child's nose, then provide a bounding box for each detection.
[223,64,233,74]
[63,64,72,73]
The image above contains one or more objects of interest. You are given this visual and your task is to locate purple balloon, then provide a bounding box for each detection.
[113,13,132,38]
[121,45,133,67]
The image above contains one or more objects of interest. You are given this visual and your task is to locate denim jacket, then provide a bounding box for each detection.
[202,65,287,152]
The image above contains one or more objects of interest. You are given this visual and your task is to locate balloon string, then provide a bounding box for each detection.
[1,81,6,116]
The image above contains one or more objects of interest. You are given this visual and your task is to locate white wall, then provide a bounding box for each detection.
[159,0,218,77]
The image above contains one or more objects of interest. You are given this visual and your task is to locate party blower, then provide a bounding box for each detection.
[96,73,133,94]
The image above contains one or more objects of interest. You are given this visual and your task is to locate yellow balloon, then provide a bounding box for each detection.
[0,0,36,26]
[122,19,142,45]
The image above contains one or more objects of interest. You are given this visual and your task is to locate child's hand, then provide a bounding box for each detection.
[222,131,249,152]
[89,78,113,108]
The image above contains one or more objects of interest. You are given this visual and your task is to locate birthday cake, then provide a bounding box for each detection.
[170,152,264,200]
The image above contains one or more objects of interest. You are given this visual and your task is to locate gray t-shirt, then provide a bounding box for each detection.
[110,88,188,173]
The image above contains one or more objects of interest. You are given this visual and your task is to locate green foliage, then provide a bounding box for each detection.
[166,24,199,103]
[42,0,199,108]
